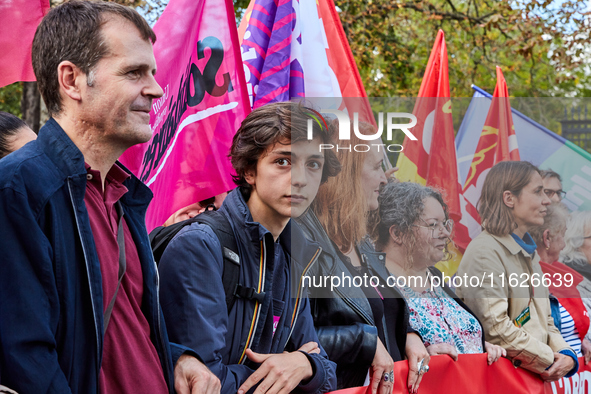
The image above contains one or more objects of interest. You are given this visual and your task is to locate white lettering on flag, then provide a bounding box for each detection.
[146,102,239,186]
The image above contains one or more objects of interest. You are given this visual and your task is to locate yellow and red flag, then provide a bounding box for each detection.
[395,30,466,276]
[396,30,461,221]
[459,66,520,248]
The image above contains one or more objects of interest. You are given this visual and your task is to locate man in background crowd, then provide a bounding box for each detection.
[541,169,566,203]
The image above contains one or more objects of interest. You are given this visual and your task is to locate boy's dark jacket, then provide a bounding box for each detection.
[158,188,337,394]
[0,118,193,393]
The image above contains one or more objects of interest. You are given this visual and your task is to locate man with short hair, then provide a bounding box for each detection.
[0,2,219,393]
[158,102,339,394]
[541,169,566,203]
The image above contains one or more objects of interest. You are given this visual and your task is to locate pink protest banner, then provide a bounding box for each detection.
[120,0,250,231]
[0,0,49,87]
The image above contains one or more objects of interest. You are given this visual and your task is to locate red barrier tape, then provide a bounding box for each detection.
[328,354,591,394]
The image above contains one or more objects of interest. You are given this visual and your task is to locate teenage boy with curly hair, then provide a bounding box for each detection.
[158,102,340,394]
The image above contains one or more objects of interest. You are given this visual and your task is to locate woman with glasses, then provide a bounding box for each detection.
[373,181,505,363]
[457,161,578,381]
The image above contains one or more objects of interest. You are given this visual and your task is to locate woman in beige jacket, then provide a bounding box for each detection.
[457,161,578,381]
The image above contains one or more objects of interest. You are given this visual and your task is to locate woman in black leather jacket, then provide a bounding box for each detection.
[295,121,429,394]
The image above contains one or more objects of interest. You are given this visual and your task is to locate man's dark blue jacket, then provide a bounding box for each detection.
[0,119,191,393]
[158,188,337,394]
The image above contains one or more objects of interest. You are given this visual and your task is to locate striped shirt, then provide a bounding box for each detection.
[559,303,582,357]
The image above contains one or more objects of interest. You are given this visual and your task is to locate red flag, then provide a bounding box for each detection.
[460,67,519,245]
[464,67,519,192]
[119,0,250,231]
[317,0,374,124]
[0,0,49,87]
[492,66,520,161]
[395,30,461,220]
[394,30,469,274]
[395,31,466,255]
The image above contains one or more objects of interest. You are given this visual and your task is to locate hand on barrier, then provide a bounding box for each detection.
[484,342,506,365]
[426,343,458,362]
[406,333,430,394]
[369,338,394,394]
[237,349,313,394]
[174,354,221,394]
[582,339,591,365]
[540,352,575,382]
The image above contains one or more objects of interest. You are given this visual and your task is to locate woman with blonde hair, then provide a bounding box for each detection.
[457,161,578,381]
[296,120,429,394]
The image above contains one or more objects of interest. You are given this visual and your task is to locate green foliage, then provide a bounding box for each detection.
[3,0,588,117]
[0,83,22,117]
[335,0,591,98]
[234,0,250,13]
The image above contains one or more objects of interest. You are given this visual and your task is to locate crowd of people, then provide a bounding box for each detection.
[1,1,591,394]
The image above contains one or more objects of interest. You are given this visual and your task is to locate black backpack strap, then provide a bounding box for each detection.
[149,216,204,264]
[190,211,242,312]
[149,209,264,313]
[192,211,265,310]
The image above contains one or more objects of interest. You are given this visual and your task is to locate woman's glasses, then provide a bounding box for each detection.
[413,219,454,238]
